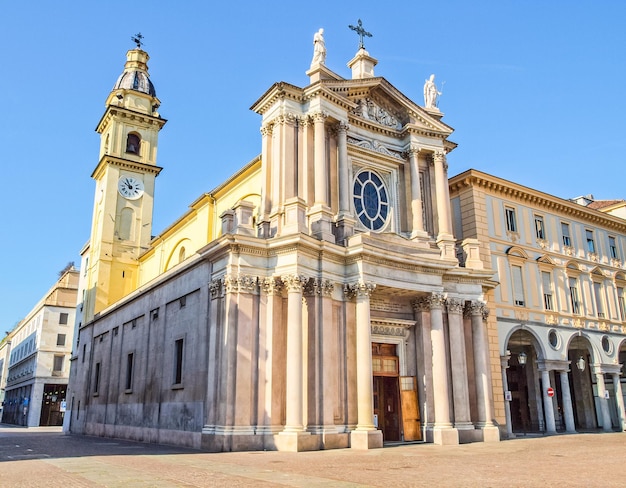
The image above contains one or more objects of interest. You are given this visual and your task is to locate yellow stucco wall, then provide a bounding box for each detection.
[138,158,262,286]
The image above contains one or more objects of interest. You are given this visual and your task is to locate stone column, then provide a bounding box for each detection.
[337,121,350,215]
[335,121,355,244]
[258,277,284,435]
[258,124,273,237]
[594,367,613,431]
[500,353,514,438]
[281,275,308,433]
[612,373,626,431]
[348,281,383,449]
[540,369,557,433]
[559,370,576,433]
[308,112,334,242]
[432,151,456,259]
[319,279,338,436]
[430,293,459,445]
[412,297,435,438]
[447,298,472,433]
[407,146,426,238]
[313,112,327,206]
[469,302,500,441]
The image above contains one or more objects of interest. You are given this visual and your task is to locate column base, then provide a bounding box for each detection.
[479,425,501,443]
[334,215,356,245]
[436,235,458,261]
[432,426,459,445]
[350,429,383,449]
[308,205,335,243]
[274,431,316,452]
[257,220,271,239]
[410,229,430,240]
[281,197,308,236]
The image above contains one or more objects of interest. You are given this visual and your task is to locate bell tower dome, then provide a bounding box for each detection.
[83,38,167,322]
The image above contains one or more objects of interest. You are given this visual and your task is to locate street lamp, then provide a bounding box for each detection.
[576,355,586,372]
[518,351,527,366]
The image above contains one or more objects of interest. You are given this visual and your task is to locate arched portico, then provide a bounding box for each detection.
[567,334,600,430]
[505,328,547,434]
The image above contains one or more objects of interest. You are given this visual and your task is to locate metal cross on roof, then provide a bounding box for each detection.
[348,19,372,49]
[131,33,144,49]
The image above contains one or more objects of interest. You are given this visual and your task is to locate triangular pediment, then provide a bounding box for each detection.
[321,77,453,137]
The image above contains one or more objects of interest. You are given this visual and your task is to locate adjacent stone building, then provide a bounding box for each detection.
[66,32,501,451]
[1,267,79,426]
[449,169,626,437]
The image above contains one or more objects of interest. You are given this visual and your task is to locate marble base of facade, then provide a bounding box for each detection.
[350,429,383,449]
[273,430,350,452]
[432,426,459,445]
[479,425,501,443]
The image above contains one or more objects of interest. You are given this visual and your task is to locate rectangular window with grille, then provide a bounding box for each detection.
[535,215,545,240]
[542,271,554,311]
[53,355,64,372]
[125,353,134,391]
[93,362,101,395]
[609,236,618,259]
[505,207,517,232]
[512,265,525,306]
[562,222,571,247]
[618,288,626,321]
[174,339,184,385]
[57,334,66,346]
[569,278,580,315]
[594,282,605,318]
[586,230,596,253]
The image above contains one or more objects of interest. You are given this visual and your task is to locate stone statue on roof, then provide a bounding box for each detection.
[311,28,326,66]
[424,74,441,109]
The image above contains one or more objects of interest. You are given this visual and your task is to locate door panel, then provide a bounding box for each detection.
[400,376,421,441]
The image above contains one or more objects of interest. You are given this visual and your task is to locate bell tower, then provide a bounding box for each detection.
[83,39,166,322]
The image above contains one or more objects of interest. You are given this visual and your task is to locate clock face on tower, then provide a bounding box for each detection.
[118,176,145,200]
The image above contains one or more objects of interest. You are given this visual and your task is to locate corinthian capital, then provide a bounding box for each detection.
[433,150,448,172]
[411,296,430,312]
[224,274,259,294]
[305,278,335,297]
[281,274,309,293]
[312,111,328,123]
[446,297,464,315]
[406,144,421,157]
[262,277,283,296]
[429,292,446,310]
[260,124,273,137]
[344,281,376,299]
[209,278,223,299]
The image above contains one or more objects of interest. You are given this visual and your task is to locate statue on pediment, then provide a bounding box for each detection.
[311,28,326,66]
[423,74,441,108]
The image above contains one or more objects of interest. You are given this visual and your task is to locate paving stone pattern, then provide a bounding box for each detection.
[1,426,624,487]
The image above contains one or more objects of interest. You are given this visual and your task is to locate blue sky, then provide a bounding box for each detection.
[1,1,625,329]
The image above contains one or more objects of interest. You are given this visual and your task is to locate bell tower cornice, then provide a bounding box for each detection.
[96,105,167,134]
[91,155,163,180]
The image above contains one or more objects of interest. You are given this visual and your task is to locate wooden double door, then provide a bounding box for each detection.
[372,343,421,442]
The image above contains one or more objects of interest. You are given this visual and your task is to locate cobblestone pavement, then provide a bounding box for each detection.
[1,425,625,487]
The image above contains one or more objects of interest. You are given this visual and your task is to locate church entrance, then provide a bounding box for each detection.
[372,343,421,442]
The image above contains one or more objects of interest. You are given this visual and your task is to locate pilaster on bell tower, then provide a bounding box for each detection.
[83,35,166,323]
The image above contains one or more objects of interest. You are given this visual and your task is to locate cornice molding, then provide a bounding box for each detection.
[91,155,162,180]
[450,170,626,232]
[96,105,166,133]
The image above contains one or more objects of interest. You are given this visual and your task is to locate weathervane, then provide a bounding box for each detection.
[131,33,144,49]
[348,19,372,49]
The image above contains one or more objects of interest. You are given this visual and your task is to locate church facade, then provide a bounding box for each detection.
[66,31,502,451]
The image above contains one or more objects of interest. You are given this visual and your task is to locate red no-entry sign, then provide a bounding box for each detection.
[547,387,555,398]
